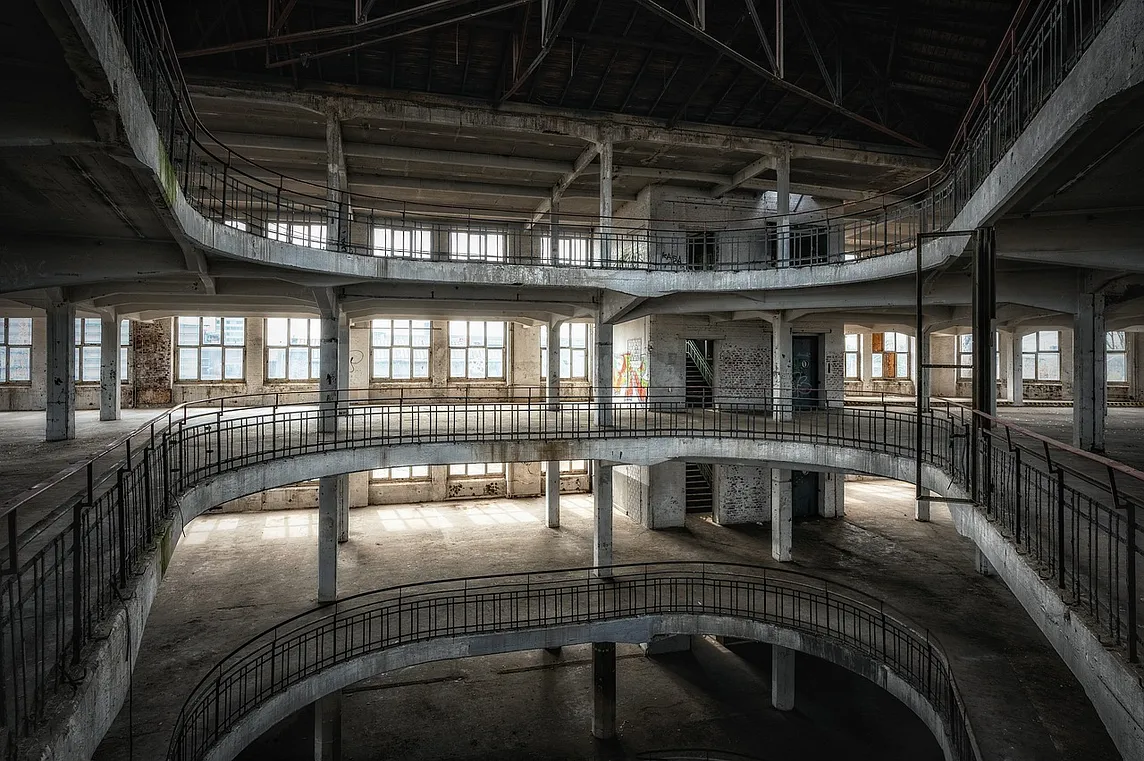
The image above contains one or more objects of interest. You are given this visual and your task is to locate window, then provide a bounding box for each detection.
[450,231,505,262]
[686,231,717,269]
[74,318,101,382]
[1021,331,1061,381]
[956,333,1001,380]
[541,323,589,379]
[176,317,245,381]
[371,465,430,481]
[871,332,911,379]
[539,236,590,266]
[119,320,130,382]
[265,318,321,381]
[449,321,505,379]
[0,317,32,383]
[1107,331,1128,383]
[373,227,431,259]
[268,222,326,248]
[540,460,588,474]
[372,319,431,379]
[448,463,505,477]
[224,220,247,231]
[844,334,861,379]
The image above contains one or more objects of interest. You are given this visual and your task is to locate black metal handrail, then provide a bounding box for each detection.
[95,0,1124,271]
[164,562,977,761]
[1,387,1140,756]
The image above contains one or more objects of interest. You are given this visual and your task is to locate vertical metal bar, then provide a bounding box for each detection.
[1056,466,1066,590]
[1128,498,1137,663]
[70,493,84,666]
[915,233,924,502]
[117,468,128,589]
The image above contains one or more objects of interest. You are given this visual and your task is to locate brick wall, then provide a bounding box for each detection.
[713,464,771,525]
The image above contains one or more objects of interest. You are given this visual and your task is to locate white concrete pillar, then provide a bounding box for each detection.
[592,641,617,739]
[99,313,121,421]
[595,316,613,426]
[776,143,791,267]
[319,306,347,436]
[821,472,845,518]
[916,487,932,522]
[593,461,613,575]
[598,138,614,265]
[45,300,76,441]
[336,473,350,544]
[1074,293,1106,452]
[546,320,561,411]
[313,692,342,761]
[546,460,560,529]
[325,110,349,252]
[1009,331,1024,406]
[771,469,792,562]
[771,645,795,711]
[772,312,793,422]
[317,475,339,603]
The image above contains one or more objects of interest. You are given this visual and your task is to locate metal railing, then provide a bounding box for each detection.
[96,0,1124,273]
[0,387,1140,755]
[164,562,977,761]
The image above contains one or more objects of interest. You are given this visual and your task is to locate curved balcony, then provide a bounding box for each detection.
[55,0,1131,295]
[2,389,1141,759]
[165,562,976,761]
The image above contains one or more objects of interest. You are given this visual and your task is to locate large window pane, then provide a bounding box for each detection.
[178,317,246,380]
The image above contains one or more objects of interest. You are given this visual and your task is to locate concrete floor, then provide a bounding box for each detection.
[91,482,1120,761]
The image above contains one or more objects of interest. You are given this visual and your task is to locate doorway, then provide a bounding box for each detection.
[792,335,822,409]
[792,470,820,518]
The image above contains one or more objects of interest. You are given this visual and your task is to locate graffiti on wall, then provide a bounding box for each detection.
[614,338,649,400]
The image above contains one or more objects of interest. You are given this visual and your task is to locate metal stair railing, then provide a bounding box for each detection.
[164,562,977,761]
[685,340,715,390]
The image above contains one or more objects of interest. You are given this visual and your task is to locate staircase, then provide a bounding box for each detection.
[685,339,714,409]
[685,462,714,513]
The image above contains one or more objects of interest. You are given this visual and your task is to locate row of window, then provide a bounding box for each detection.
[1,317,131,384]
[370,460,587,482]
[844,330,1129,383]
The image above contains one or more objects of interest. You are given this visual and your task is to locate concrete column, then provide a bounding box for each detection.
[313,692,342,761]
[771,469,792,562]
[916,487,932,522]
[771,645,795,711]
[821,472,845,518]
[318,475,339,603]
[598,138,614,265]
[546,460,560,529]
[592,641,617,739]
[1074,292,1107,452]
[1009,331,1024,406]
[336,473,350,544]
[99,313,121,421]
[325,110,349,252]
[319,305,347,436]
[549,200,560,265]
[45,300,76,441]
[430,226,451,262]
[546,320,561,410]
[595,316,613,426]
[772,312,793,422]
[593,461,613,575]
[776,143,791,267]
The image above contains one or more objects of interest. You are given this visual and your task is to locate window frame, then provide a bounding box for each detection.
[1106,330,1129,384]
[871,331,912,380]
[175,316,247,382]
[267,222,327,248]
[541,323,589,380]
[540,460,588,474]
[1021,330,1062,382]
[844,333,861,380]
[448,321,507,380]
[264,317,323,383]
[955,332,1001,381]
[372,226,432,259]
[0,317,33,385]
[447,462,505,478]
[371,319,432,381]
[371,465,431,481]
[449,230,506,263]
[538,234,591,266]
[74,317,102,384]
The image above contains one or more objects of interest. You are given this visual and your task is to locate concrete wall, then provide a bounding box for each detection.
[612,462,686,529]
[712,464,771,525]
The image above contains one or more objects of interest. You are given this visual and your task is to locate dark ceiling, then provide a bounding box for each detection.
[166,0,1024,152]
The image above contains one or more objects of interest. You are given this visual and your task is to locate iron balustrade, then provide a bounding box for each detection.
[164,562,977,761]
[0,388,1141,758]
[97,0,1123,273]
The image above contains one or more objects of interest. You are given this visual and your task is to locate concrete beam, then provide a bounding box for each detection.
[0,237,188,294]
[711,154,775,198]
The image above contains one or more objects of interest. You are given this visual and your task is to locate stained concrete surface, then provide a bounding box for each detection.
[92,483,1120,761]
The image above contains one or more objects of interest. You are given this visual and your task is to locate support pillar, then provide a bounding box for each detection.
[598,138,614,265]
[318,302,347,436]
[775,143,791,267]
[546,320,561,411]
[771,645,795,711]
[318,475,339,603]
[549,200,560,265]
[1008,331,1024,406]
[916,487,932,522]
[1074,290,1107,452]
[336,473,350,544]
[313,692,342,761]
[771,469,792,562]
[325,110,349,252]
[595,316,613,426]
[99,313,121,421]
[592,642,616,739]
[772,312,793,422]
[546,460,560,529]
[593,461,613,575]
[45,300,76,441]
